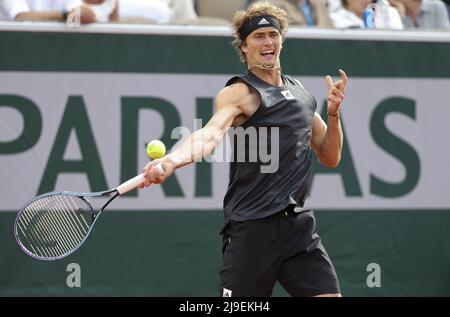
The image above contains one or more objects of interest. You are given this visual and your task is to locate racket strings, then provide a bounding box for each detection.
[16,195,94,259]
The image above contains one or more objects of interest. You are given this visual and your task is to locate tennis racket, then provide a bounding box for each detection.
[14,163,164,261]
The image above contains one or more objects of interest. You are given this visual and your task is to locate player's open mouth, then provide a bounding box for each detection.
[261,50,275,56]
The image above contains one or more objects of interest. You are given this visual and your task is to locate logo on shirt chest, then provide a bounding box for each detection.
[281,89,295,100]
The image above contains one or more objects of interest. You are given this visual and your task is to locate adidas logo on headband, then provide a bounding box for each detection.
[258,18,270,25]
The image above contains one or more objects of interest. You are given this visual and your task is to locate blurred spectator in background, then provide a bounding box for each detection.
[165,0,197,22]
[290,0,334,26]
[0,0,97,24]
[330,0,371,28]
[391,0,449,29]
[117,0,197,24]
[372,0,404,29]
[248,0,333,27]
[115,0,171,23]
[83,0,118,22]
[331,0,404,29]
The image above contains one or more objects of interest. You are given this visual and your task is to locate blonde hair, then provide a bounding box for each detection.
[231,1,289,64]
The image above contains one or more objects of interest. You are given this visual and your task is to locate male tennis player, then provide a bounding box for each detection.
[141,1,346,297]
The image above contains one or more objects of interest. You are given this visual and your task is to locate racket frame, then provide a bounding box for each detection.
[14,164,163,261]
[14,189,119,261]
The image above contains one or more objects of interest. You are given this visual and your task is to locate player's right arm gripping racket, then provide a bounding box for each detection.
[14,164,164,261]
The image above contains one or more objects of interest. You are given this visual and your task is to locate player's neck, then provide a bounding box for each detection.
[250,67,283,87]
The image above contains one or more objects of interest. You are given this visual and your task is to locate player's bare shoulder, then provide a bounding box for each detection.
[216,81,260,126]
[216,82,250,107]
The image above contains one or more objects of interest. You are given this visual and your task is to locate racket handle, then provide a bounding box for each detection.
[116,163,165,195]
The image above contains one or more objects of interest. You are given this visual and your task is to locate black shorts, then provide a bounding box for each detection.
[219,207,340,297]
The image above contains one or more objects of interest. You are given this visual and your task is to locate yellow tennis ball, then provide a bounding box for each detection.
[146,140,166,159]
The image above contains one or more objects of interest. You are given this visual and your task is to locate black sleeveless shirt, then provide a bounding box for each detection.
[223,70,317,223]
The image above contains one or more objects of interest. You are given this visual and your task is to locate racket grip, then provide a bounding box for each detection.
[116,163,165,195]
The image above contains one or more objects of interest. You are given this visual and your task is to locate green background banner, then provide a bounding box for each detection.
[1,29,450,77]
[1,26,449,296]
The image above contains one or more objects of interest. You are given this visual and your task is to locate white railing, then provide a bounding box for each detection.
[0,21,449,42]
